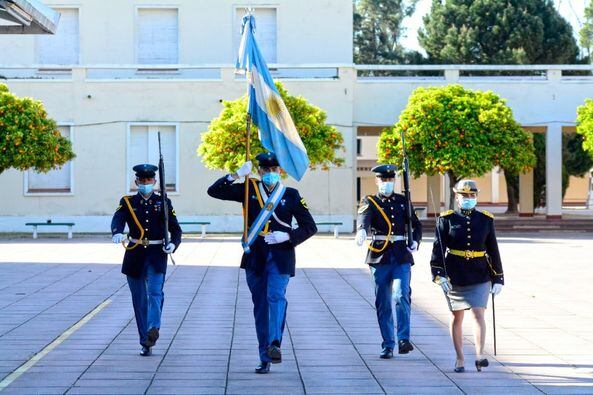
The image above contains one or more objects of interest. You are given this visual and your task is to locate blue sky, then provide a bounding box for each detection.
[400,0,589,55]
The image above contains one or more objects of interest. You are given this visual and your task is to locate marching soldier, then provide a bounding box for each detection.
[430,180,504,373]
[356,164,422,359]
[207,152,317,374]
[111,164,182,356]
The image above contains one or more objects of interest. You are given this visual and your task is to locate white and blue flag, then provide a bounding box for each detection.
[236,14,309,181]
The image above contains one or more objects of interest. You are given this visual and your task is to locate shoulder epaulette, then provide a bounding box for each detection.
[480,210,495,219]
[439,210,454,217]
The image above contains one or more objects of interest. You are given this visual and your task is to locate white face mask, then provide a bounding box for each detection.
[378,181,394,196]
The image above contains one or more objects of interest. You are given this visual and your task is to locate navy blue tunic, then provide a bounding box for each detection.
[111,193,182,278]
[207,176,317,277]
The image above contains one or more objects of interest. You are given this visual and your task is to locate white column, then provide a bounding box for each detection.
[546,124,563,219]
[491,167,500,203]
[443,174,451,209]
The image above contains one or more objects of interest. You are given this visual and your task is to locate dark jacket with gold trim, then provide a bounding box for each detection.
[430,209,504,286]
[111,192,182,278]
[207,175,317,277]
[357,193,422,266]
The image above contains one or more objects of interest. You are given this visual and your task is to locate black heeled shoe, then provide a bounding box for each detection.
[454,360,465,373]
[475,358,489,372]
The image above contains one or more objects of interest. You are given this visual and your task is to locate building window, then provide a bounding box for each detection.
[36,8,79,65]
[235,8,277,63]
[128,124,178,192]
[356,138,362,156]
[26,126,73,194]
[136,8,179,64]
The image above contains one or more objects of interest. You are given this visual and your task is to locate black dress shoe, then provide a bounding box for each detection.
[140,346,152,356]
[266,345,282,364]
[145,327,159,347]
[255,362,270,374]
[454,365,465,373]
[379,347,393,359]
[398,340,414,354]
[475,358,489,372]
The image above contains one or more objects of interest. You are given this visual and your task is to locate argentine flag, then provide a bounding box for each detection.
[235,14,309,181]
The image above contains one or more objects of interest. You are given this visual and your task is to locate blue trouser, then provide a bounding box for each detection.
[370,258,412,349]
[127,264,165,346]
[245,253,290,362]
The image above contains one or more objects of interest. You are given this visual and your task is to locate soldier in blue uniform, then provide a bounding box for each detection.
[430,179,504,373]
[207,152,317,374]
[111,164,182,356]
[356,164,422,359]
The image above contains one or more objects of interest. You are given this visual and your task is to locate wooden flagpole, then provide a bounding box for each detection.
[243,113,252,246]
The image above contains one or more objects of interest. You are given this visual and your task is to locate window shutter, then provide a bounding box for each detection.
[27,127,72,192]
[137,9,179,64]
[36,9,79,65]
[129,125,177,192]
[235,8,277,63]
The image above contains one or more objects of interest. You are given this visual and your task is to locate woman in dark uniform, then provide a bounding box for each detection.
[430,180,504,373]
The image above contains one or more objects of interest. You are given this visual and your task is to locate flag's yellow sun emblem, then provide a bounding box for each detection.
[265,96,282,118]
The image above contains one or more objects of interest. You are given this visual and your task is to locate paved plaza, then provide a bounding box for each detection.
[0,232,592,395]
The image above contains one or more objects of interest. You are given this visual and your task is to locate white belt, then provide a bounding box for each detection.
[372,235,406,242]
[128,237,163,246]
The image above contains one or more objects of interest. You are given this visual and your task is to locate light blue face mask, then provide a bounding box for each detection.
[459,197,477,210]
[262,172,281,186]
[137,183,154,195]
[378,181,394,196]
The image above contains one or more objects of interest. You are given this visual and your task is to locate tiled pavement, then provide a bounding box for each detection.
[0,233,592,394]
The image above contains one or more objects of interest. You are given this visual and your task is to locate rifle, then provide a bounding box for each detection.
[157,132,175,265]
[400,130,414,248]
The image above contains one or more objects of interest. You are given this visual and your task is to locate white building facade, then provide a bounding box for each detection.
[0,0,591,233]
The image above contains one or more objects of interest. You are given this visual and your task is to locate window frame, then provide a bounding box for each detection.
[126,122,180,196]
[23,123,75,196]
[134,5,180,65]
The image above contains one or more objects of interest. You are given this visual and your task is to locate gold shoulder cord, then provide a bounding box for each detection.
[122,196,144,251]
[248,179,270,235]
[366,196,392,253]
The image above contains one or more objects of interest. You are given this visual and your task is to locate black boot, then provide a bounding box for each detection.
[145,327,159,347]
[266,343,282,364]
[255,361,270,374]
[380,347,393,359]
[140,346,152,356]
[398,340,414,354]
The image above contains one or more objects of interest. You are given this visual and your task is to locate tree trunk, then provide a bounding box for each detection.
[447,172,459,210]
[505,171,519,214]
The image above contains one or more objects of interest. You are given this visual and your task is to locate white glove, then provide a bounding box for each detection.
[112,233,126,244]
[264,231,290,245]
[406,240,419,253]
[236,161,252,178]
[163,242,175,254]
[435,276,452,294]
[491,283,503,296]
[355,229,367,246]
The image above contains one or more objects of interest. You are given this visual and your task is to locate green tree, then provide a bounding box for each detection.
[198,82,345,174]
[580,1,593,60]
[576,98,593,168]
[378,84,536,209]
[0,84,75,175]
[419,0,578,212]
[419,0,579,65]
[354,0,418,64]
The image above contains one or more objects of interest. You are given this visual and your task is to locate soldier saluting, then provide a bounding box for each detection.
[356,164,422,359]
[111,164,182,356]
[208,152,317,374]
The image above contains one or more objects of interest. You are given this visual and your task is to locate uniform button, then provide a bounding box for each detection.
[145,220,149,223]
[391,215,394,218]
[467,242,470,246]
[467,228,471,231]
[467,235,471,238]
[145,211,148,214]
[466,221,470,224]
[145,228,148,231]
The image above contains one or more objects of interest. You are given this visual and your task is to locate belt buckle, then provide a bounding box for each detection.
[142,238,150,247]
[464,250,473,259]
